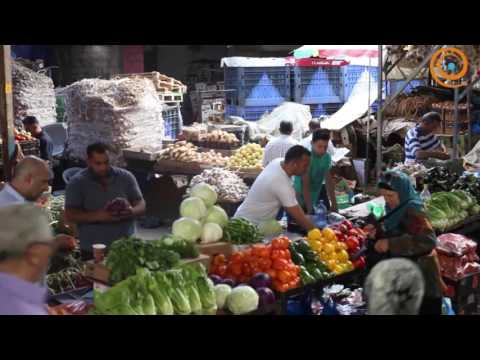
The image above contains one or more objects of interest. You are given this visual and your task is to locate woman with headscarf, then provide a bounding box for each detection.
[365,258,425,315]
[369,170,445,315]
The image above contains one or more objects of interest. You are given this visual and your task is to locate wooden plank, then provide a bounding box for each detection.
[0,46,14,181]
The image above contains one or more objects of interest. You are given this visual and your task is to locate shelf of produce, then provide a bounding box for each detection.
[153,160,216,176]
[438,215,480,236]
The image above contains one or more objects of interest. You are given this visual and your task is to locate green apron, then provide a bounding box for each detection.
[294,152,332,210]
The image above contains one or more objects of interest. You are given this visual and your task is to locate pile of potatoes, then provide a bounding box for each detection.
[202,130,239,145]
[158,141,227,166]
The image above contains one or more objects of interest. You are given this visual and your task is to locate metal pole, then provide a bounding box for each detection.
[366,58,372,167]
[453,87,459,159]
[0,45,14,181]
[467,82,472,152]
[376,45,383,180]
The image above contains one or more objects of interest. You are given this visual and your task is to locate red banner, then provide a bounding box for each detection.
[285,56,349,67]
[122,45,144,73]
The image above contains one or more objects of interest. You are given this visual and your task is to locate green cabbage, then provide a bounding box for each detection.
[180,197,207,220]
[172,217,203,243]
[190,183,218,207]
[226,285,259,315]
[205,205,229,228]
[200,222,223,244]
[214,284,232,310]
[258,219,282,236]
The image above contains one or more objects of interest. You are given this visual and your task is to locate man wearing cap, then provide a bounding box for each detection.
[0,204,55,315]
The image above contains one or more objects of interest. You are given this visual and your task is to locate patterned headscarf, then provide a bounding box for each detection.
[365,259,425,315]
[378,170,424,232]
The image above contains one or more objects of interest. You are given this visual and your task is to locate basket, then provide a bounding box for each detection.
[19,139,40,156]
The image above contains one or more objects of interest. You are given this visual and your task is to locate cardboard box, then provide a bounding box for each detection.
[197,242,233,258]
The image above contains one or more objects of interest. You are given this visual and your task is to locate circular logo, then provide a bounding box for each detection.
[430,47,469,88]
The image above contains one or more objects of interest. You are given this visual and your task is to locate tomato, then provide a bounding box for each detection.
[259,258,272,271]
[277,270,291,283]
[271,249,283,260]
[231,263,243,276]
[279,249,291,260]
[213,254,226,266]
[242,263,253,276]
[289,278,300,289]
[345,237,360,251]
[230,252,244,263]
[353,257,366,269]
[266,269,277,279]
[217,265,227,277]
[343,220,353,230]
[273,258,289,271]
[277,283,290,293]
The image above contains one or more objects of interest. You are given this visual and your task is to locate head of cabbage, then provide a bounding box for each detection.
[180,197,207,220]
[258,219,282,236]
[191,183,218,207]
[172,217,202,243]
[214,284,232,310]
[205,205,229,228]
[201,222,223,244]
[226,285,259,315]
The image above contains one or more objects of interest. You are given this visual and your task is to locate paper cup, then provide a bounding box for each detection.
[92,244,107,263]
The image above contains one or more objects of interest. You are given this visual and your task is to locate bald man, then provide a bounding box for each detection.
[0,156,50,207]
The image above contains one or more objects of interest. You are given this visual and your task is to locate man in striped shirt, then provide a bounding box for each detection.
[262,121,298,167]
[405,112,449,164]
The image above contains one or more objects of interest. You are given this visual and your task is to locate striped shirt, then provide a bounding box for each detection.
[405,125,441,164]
[262,135,298,167]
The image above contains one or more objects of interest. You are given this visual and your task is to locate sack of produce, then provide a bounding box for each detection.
[12,61,57,127]
[64,77,164,165]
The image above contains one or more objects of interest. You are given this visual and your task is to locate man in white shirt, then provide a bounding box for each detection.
[0,156,50,207]
[235,145,315,232]
[262,121,298,167]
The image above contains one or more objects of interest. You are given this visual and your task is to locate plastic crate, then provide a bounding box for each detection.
[387,79,427,96]
[309,103,343,118]
[224,67,291,107]
[293,66,343,104]
[343,65,379,102]
[225,104,277,121]
[162,105,183,140]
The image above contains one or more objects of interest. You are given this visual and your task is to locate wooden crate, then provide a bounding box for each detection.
[197,242,233,258]
[154,159,213,175]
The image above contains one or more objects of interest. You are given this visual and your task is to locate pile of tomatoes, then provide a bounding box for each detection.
[210,236,300,292]
[330,220,367,270]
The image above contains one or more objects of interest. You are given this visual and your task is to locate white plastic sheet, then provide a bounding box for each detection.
[221,57,287,68]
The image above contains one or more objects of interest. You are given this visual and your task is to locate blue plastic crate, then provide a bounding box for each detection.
[225,104,277,121]
[293,66,343,104]
[224,67,291,107]
[387,79,427,96]
[343,65,379,102]
[309,103,343,118]
[162,105,183,139]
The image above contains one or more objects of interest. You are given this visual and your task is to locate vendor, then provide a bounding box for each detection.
[65,143,146,260]
[405,112,449,164]
[235,145,315,231]
[371,170,444,315]
[262,121,298,167]
[22,116,54,163]
[294,129,337,214]
[0,204,55,315]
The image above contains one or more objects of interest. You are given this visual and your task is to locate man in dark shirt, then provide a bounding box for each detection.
[22,116,54,163]
[64,143,146,260]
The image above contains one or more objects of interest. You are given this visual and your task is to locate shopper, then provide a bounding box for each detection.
[0,204,55,315]
[372,170,443,315]
[300,120,335,156]
[262,121,298,167]
[22,116,54,163]
[294,129,338,215]
[65,143,146,260]
[404,112,449,164]
[235,145,315,231]
[365,258,425,315]
[0,156,50,207]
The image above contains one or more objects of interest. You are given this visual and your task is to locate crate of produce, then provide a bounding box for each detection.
[162,104,183,140]
[293,66,343,104]
[224,66,291,107]
[225,104,277,121]
[19,139,40,156]
[309,103,343,118]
